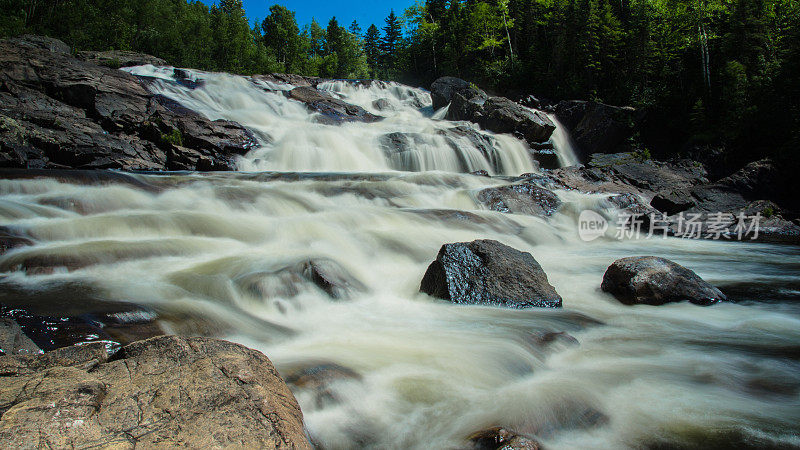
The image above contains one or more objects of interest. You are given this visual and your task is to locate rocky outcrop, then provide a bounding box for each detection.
[430,76,555,145]
[420,239,562,308]
[76,50,167,68]
[601,256,727,306]
[0,36,258,171]
[286,86,382,124]
[554,100,640,160]
[0,335,311,448]
[477,182,562,217]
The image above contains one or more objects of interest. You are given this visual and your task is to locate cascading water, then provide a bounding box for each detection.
[548,114,580,167]
[2,67,799,449]
[123,66,535,175]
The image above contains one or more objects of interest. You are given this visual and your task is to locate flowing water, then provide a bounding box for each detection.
[1,68,799,449]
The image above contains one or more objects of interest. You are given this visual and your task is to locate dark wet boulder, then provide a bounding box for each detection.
[554,100,640,160]
[76,50,167,68]
[601,256,727,306]
[430,76,487,110]
[420,239,562,308]
[477,182,561,217]
[531,147,560,170]
[0,336,311,448]
[481,97,556,143]
[466,427,541,450]
[5,35,70,54]
[287,86,382,124]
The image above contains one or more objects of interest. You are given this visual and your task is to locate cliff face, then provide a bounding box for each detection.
[0,36,258,171]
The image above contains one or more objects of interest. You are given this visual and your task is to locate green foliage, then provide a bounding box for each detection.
[160,128,183,147]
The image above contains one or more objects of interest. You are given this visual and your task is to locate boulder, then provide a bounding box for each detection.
[481,97,555,143]
[431,76,555,145]
[554,100,640,160]
[420,240,562,308]
[0,335,311,448]
[0,36,258,171]
[372,98,392,111]
[601,256,727,306]
[286,86,382,124]
[466,427,541,450]
[477,182,561,217]
[430,76,487,110]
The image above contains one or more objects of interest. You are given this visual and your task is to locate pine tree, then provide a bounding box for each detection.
[364,24,381,78]
[261,5,302,72]
[381,10,403,75]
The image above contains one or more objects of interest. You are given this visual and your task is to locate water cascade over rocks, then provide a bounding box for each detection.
[2,48,800,450]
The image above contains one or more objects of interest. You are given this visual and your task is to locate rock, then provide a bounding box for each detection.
[438,125,503,173]
[481,97,556,143]
[284,362,362,407]
[0,36,258,171]
[601,256,727,306]
[420,239,562,308]
[286,86,382,124]
[0,318,40,356]
[372,98,392,111]
[5,35,70,54]
[76,50,167,68]
[432,77,556,145]
[471,170,490,177]
[0,335,310,448]
[430,76,487,110]
[0,226,33,255]
[255,73,322,88]
[378,132,426,171]
[477,182,561,217]
[236,258,366,302]
[1,302,164,352]
[650,188,696,215]
[531,147,560,170]
[466,427,541,450]
[554,100,640,160]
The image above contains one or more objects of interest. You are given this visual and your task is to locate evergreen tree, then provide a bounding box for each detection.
[261,5,302,72]
[364,24,382,78]
[381,10,403,76]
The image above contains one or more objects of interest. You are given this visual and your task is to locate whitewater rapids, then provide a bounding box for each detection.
[1,67,798,449]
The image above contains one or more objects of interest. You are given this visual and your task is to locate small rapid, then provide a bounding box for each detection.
[1,68,799,449]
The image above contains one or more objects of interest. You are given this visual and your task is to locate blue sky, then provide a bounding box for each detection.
[207,1,417,31]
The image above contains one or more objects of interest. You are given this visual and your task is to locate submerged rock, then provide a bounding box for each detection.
[601,256,727,306]
[284,361,362,408]
[0,335,310,448]
[420,239,562,308]
[477,182,562,217]
[466,427,541,450]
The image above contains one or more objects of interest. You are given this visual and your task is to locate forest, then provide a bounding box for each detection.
[1,0,799,173]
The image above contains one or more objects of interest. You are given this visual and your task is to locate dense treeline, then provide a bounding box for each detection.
[1,0,798,172]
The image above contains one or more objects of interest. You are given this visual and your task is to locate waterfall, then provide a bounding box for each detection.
[548,114,580,167]
[123,66,535,175]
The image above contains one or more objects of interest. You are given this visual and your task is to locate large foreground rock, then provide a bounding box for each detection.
[0,36,258,171]
[601,256,727,306]
[420,239,562,308]
[0,335,310,448]
[430,76,555,145]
